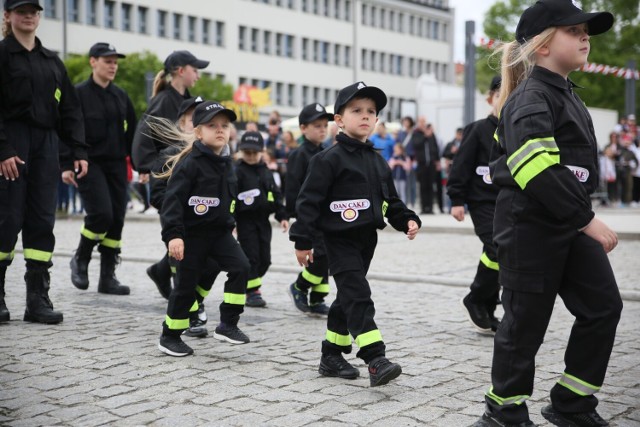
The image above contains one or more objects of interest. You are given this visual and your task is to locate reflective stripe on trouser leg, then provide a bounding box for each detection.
[0,250,15,262]
[23,249,53,263]
[195,285,210,299]
[302,268,323,285]
[557,372,600,396]
[224,293,246,305]
[355,329,383,348]
[486,386,530,406]
[326,330,352,347]
[99,238,122,250]
[480,252,499,271]
[188,300,199,314]
[80,224,107,242]
[164,315,189,330]
[247,277,262,290]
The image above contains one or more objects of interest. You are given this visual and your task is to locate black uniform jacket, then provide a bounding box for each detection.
[132,85,190,173]
[76,75,137,161]
[447,115,500,207]
[161,141,237,243]
[491,66,596,230]
[285,137,323,218]
[289,133,421,251]
[235,160,288,222]
[0,35,87,169]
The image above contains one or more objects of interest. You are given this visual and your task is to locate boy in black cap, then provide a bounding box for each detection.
[474,1,621,426]
[448,76,502,335]
[69,42,136,296]
[157,101,251,356]
[235,132,289,308]
[290,82,421,386]
[286,103,334,316]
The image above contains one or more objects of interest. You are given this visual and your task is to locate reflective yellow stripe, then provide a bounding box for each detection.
[165,315,189,330]
[558,373,600,396]
[195,285,210,298]
[0,250,15,261]
[326,330,351,346]
[54,88,61,103]
[493,130,499,143]
[312,283,330,294]
[302,268,323,285]
[267,191,274,202]
[170,266,177,274]
[81,225,107,241]
[188,300,199,313]
[247,277,262,290]
[480,252,499,271]
[230,200,236,213]
[124,120,128,132]
[512,151,559,189]
[100,238,122,249]
[355,329,382,347]
[224,292,246,305]
[486,386,529,406]
[382,200,388,216]
[507,137,558,171]
[23,248,52,262]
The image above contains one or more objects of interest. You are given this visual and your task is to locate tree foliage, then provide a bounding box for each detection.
[477,0,640,115]
[64,51,234,118]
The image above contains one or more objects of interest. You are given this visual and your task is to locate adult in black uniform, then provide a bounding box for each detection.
[474,2,622,426]
[69,43,136,295]
[409,117,440,214]
[285,103,334,315]
[290,82,421,387]
[448,76,502,335]
[0,0,88,324]
[131,50,209,299]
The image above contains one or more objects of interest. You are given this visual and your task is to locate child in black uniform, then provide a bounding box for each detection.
[290,82,421,386]
[474,1,622,426]
[156,101,251,357]
[447,76,502,335]
[286,103,334,316]
[235,131,289,308]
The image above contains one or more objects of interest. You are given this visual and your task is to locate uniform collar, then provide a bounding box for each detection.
[239,159,265,168]
[193,141,230,163]
[487,114,499,125]
[302,137,323,151]
[530,65,582,91]
[5,35,51,56]
[88,74,114,92]
[336,132,375,152]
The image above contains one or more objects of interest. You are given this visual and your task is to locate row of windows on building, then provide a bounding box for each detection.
[44,0,226,46]
[361,3,447,40]
[240,76,405,121]
[361,48,448,79]
[247,0,449,14]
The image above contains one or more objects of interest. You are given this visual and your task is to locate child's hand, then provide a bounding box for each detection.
[296,249,313,267]
[280,220,290,232]
[451,206,465,222]
[581,217,618,253]
[168,238,185,261]
[406,220,419,240]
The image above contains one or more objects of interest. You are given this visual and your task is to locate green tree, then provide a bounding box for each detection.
[477,0,640,115]
[64,51,234,118]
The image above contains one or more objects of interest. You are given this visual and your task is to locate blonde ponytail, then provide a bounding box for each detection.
[493,27,557,112]
[2,16,12,37]
[147,117,197,179]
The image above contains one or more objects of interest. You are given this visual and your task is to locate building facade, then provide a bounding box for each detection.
[37,0,454,122]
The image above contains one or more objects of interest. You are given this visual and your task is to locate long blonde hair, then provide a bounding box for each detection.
[494,27,557,112]
[2,14,12,37]
[151,66,181,98]
[148,117,197,179]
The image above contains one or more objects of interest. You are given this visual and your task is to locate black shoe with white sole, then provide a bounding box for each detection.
[213,323,250,344]
[158,334,194,357]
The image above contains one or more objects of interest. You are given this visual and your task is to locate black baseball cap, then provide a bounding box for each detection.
[489,76,502,92]
[515,0,614,44]
[4,0,41,10]
[164,50,209,72]
[238,131,264,152]
[177,96,205,119]
[192,101,237,127]
[334,81,387,115]
[298,103,334,125]
[89,42,125,58]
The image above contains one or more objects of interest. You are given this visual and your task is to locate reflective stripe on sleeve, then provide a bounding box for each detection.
[507,137,560,189]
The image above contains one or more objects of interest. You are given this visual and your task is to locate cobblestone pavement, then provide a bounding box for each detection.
[1,215,638,426]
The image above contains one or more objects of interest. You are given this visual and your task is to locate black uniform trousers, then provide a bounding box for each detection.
[467,202,499,309]
[322,227,385,364]
[0,122,58,269]
[295,232,329,304]
[236,215,271,292]
[77,159,127,253]
[417,163,436,213]
[165,229,250,334]
[488,210,622,423]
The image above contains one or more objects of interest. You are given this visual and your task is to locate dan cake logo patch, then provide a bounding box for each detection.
[188,196,220,215]
[475,166,492,184]
[330,199,370,222]
[238,189,261,205]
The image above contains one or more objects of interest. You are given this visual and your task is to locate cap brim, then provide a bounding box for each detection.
[353,86,388,113]
[195,109,237,126]
[94,52,126,58]
[7,1,43,10]
[191,59,210,69]
[238,142,263,152]
[556,11,614,36]
[300,112,334,125]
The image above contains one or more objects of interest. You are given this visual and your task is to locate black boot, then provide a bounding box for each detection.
[97,248,130,295]
[0,266,9,322]
[70,235,97,290]
[24,268,63,324]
